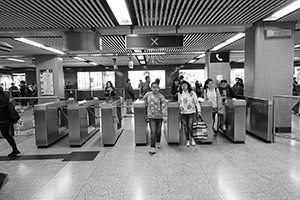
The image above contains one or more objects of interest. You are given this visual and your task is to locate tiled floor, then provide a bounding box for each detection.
[1,116,300,200]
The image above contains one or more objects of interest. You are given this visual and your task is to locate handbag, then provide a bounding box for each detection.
[192,115,208,140]
[7,101,20,123]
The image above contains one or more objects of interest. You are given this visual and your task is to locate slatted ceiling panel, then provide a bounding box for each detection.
[279,9,300,22]
[0,0,114,29]
[146,53,199,65]
[133,0,294,26]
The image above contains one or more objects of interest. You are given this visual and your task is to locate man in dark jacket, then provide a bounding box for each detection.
[19,80,31,106]
[124,79,135,114]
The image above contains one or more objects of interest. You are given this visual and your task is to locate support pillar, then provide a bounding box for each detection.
[245,21,296,132]
[35,56,64,101]
[205,51,230,84]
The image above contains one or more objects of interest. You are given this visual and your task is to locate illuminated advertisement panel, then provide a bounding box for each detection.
[128,70,166,89]
[230,69,244,86]
[179,69,205,88]
[0,74,13,90]
[77,72,90,91]
[90,71,102,90]
[12,73,26,89]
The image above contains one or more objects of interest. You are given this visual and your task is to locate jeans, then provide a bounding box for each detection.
[181,113,196,141]
[148,119,163,148]
[0,126,18,152]
[126,98,133,113]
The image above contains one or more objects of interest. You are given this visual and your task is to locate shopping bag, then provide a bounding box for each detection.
[7,101,20,123]
[192,116,208,140]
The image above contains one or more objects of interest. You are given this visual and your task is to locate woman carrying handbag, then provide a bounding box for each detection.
[0,86,21,157]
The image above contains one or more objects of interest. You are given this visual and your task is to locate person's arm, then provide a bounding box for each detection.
[143,92,149,107]
[216,88,223,110]
[193,91,201,115]
[160,95,168,122]
[203,89,208,101]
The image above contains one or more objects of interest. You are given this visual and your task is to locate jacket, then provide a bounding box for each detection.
[143,92,167,119]
[0,93,10,128]
[124,83,135,99]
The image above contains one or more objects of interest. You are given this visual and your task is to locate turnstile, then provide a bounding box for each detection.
[68,100,100,147]
[223,99,246,142]
[101,98,124,146]
[166,101,180,144]
[198,99,213,144]
[34,100,75,147]
[133,99,148,145]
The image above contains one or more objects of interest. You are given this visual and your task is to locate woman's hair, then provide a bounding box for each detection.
[105,81,115,89]
[203,78,213,90]
[179,80,193,94]
[172,77,180,85]
[126,79,130,83]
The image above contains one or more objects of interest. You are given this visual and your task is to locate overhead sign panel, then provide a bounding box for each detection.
[126,34,183,49]
[210,52,230,63]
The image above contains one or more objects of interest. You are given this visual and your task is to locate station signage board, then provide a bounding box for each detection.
[210,52,230,63]
[126,34,183,49]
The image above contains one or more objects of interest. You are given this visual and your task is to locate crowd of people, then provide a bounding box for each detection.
[8,81,37,106]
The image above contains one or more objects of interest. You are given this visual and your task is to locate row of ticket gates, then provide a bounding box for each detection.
[21,96,273,148]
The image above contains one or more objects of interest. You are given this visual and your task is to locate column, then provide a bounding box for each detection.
[245,21,296,132]
[35,56,64,99]
[205,51,230,84]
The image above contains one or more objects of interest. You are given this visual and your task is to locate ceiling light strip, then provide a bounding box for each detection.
[211,33,245,51]
[107,0,132,25]
[6,58,25,63]
[264,0,300,21]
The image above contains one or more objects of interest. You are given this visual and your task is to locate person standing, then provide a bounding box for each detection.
[65,81,74,98]
[171,77,180,101]
[104,81,116,103]
[218,79,232,131]
[9,83,19,98]
[143,82,167,154]
[203,78,222,134]
[0,85,21,157]
[19,80,31,106]
[141,76,151,96]
[178,80,201,147]
[293,77,298,95]
[138,79,143,97]
[195,80,202,98]
[124,79,135,114]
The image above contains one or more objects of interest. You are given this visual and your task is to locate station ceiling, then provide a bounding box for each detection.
[0,0,300,68]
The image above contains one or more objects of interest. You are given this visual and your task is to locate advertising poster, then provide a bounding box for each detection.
[230,69,244,86]
[77,72,90,91]
[0,74,13,90]
[13,73,26,89]
[40,69,54,95]
[102,71,115,89]
[128,70,166,89]
[90,72,103,90]
[294,67,300,83]
[179,69,205,88]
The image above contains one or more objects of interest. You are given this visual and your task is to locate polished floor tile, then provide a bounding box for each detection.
[1,116,300,200]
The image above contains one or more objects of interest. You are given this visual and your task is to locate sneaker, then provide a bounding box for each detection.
[0,173,8,190]
[156,143,161,149]
[223,125,226,131]
[191,138,196,146]
[186,140,191,147]
[149,147,156,154]
[8,150,21,157]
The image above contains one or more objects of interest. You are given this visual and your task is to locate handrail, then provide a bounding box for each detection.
[273,95,300,99]
[12,96,59,101]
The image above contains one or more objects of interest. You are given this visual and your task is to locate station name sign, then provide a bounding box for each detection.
[126,34,183,49]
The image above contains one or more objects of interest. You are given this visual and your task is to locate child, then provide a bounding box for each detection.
[203,78,222,134]
[143,82,167,154]
[178,80,201,147]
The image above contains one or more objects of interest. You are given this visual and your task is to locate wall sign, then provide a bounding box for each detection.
[40,69,54,95]
[210,52,230,63]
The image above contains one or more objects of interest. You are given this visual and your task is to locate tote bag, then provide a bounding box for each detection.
[7,101,20,123]
[192,116,208,140]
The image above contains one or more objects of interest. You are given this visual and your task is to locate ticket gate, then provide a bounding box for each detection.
[133,99,148,145]
[34,100,75,147]
[223,99,246,143]
[166,101,180,144]
[101,98,124,146]
[68,100,100,147]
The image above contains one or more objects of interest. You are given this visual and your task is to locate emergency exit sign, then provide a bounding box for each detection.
[126,34,183,49]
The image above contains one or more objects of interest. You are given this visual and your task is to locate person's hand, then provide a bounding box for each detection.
[197,112,202,117]
[180,106,184,112]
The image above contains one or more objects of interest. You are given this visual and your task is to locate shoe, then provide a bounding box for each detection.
[186,140,191,147]
[149,147,156,154]
[156,143,161,149]
[8,150,21,157]
[0,173,8,190]
[191,138,196,146]
[130,112,134,114]
[223,125,226,131]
